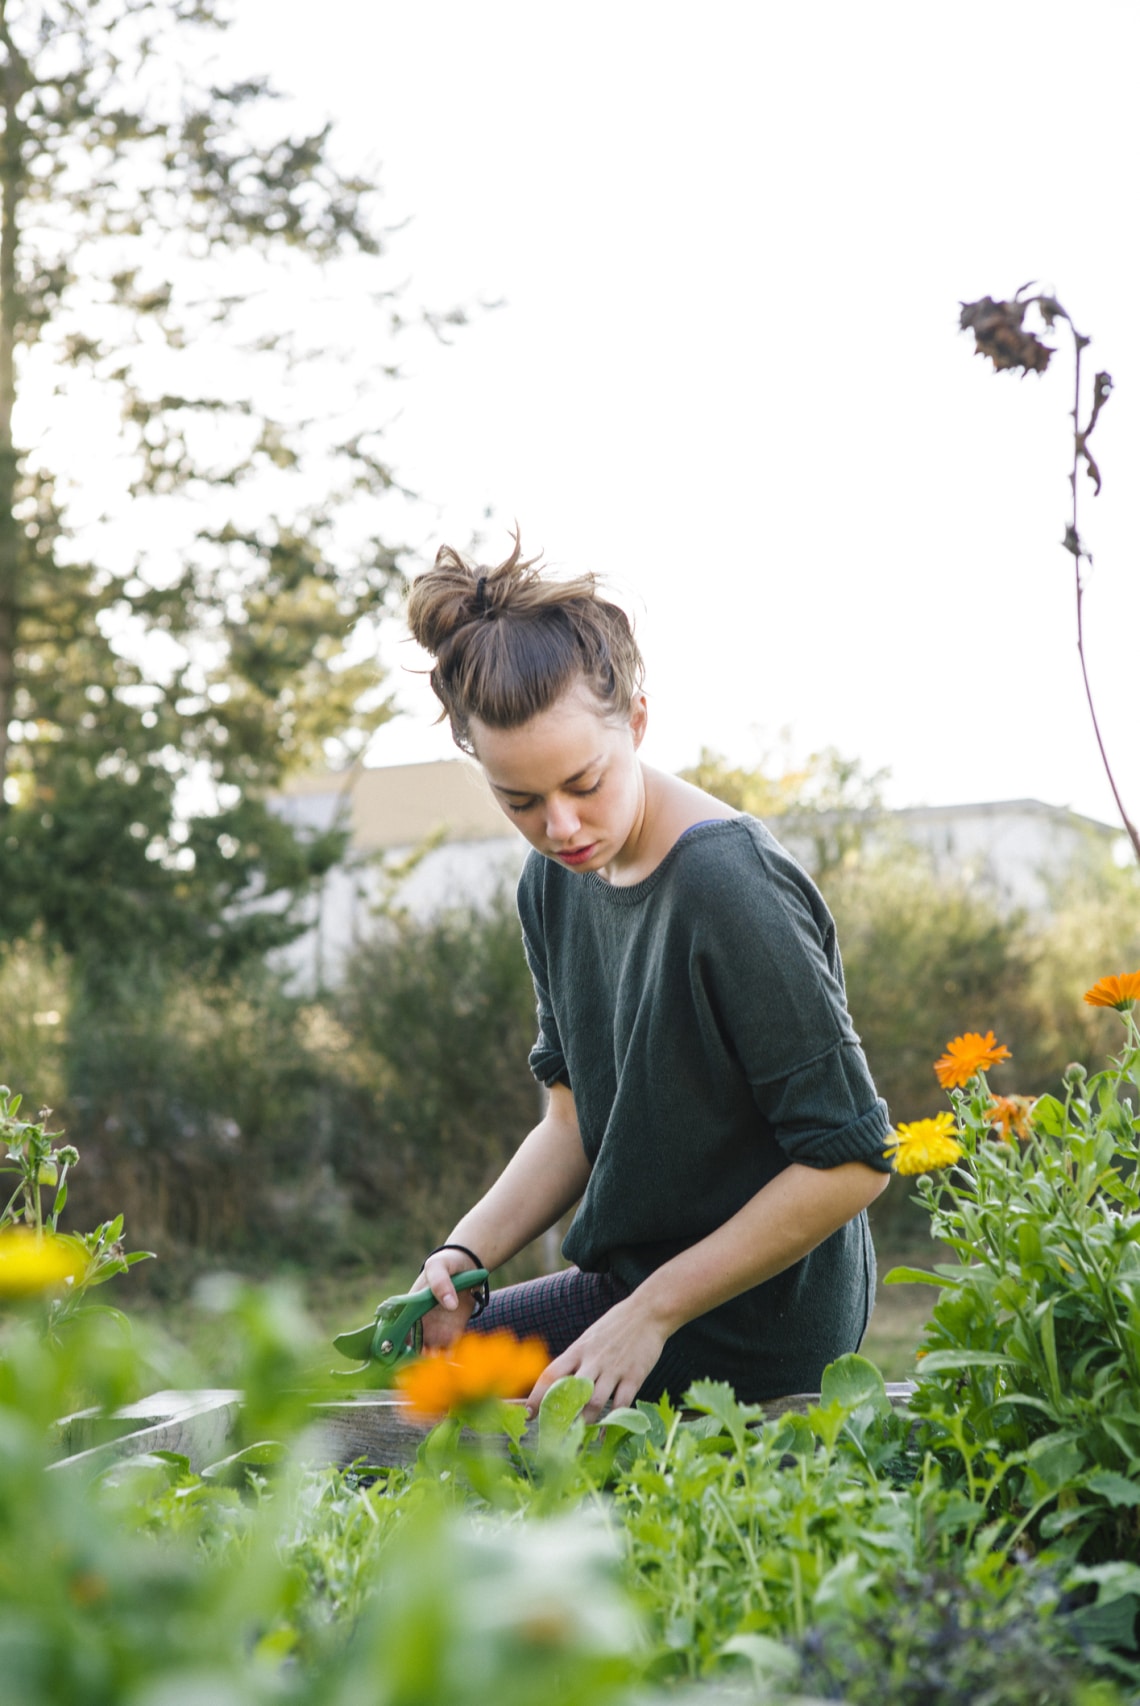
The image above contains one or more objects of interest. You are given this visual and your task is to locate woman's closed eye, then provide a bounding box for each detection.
[505,778,604,815]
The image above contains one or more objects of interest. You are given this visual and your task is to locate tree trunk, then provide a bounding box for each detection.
[0,17,27,809]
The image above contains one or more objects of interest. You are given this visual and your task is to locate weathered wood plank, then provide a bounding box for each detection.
[50,1390,242,1478]
[50,1381,919,1477]
[307,1382,918,1470]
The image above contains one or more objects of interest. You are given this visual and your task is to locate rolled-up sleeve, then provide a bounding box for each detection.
[750,1042,891,1171]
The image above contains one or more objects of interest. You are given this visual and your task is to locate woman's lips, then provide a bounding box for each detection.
[556,843,598,866]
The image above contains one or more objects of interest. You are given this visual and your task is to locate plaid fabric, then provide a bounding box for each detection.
[469,1266,630,1359]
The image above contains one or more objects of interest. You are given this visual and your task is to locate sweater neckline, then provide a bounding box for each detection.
[579,816,749,905]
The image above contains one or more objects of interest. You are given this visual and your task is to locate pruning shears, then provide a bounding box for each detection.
[331,1267,490,1383]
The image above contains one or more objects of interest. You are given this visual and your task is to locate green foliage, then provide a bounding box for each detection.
[828,841,1024,1122]
[1,1269,1137,1705]
[0,0,455,969]
[334,890,541,1250]
[0,1085,152,1328]
[680,740,888,879]
[890,1003,1140,1576]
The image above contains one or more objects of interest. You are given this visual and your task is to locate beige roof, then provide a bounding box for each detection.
[281,760,519,853]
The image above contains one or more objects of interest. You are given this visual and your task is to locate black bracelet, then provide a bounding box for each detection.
[424,1243,490,1318]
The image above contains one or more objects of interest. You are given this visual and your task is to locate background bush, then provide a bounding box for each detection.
[2,838,1138,1288]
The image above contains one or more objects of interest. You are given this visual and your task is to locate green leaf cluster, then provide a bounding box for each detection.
[0,0,450,970]
[889,1004,1140,1574]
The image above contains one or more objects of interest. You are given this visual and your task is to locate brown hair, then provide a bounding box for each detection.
[406,533,644,754]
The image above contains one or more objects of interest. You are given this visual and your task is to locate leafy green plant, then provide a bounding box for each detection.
[889,984,1140,1578]
[0,1085,152,1327]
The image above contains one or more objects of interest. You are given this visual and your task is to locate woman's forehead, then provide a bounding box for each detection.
[472,691,618,794]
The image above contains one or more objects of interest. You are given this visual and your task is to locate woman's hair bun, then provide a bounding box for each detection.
[406,530,643,754]
[405,543,494,658]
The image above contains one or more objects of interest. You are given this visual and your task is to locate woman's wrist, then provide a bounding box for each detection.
[425,1241,485,1272]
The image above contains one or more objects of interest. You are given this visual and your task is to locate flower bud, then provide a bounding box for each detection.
[1062,1062,1087,1087]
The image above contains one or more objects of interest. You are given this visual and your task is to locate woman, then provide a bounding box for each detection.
[406,536,890,1422]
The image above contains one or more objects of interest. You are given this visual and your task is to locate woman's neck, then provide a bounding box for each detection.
[601,765,737,886]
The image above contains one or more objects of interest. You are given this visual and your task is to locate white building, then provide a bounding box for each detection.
[272,764,1121,990]
[271,760,526,989]
[778,798,1120,914]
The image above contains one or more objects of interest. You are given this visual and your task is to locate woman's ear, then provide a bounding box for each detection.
[629,692,648,750]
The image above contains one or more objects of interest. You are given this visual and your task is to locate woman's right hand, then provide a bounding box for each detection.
[414,1247,481,1349]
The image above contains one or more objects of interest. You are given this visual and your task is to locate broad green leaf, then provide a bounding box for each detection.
[201,1440,286,1484]
[599,1406,650,1436]
[1024,1435,1085,1496]
[719,1632,800,1680]
[1087,1470,1140,1508]
[883,1265,948,1287]
[537,1375,593,1446]
[1031,1095,1067,1138]
[821,1353,889,1415]
[1067,1561,1140,1604]
[915,1348,1012,1373]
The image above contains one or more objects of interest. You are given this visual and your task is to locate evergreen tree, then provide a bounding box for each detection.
[0,0,443,967]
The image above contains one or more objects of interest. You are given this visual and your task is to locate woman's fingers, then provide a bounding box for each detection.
[523,1303,665,1421]
[416,1253,478,1347]
[420,1250,472,1311]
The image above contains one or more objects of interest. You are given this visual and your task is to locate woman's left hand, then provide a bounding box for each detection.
[524,1293,668,1423]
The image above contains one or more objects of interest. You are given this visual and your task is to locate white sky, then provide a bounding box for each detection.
[223,0,1140,828]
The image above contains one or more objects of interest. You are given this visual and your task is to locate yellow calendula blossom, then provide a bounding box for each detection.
[0,1229,85,1298]
[884,1113,964,1176]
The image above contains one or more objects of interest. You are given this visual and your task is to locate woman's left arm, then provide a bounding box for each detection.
[525,1160,889,1422]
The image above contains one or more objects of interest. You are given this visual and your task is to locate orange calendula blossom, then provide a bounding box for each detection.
[395,1329,549,1420]
[1083,971,1140,1011]
[884,1113,964,1176]
[933,1030,1012,1090]
[987,1094,1037,1141]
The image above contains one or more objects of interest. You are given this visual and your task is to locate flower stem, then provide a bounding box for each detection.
[1066,322,1140,863]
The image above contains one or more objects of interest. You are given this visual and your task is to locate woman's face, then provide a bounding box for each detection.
[470,680,648,875]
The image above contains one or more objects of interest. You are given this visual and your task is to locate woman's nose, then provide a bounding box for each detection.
[545,795,580,841]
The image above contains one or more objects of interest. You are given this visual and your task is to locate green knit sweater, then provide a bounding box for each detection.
[516,816,892,1403]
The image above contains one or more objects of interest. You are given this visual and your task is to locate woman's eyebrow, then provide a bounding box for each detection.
[494,758,604,798]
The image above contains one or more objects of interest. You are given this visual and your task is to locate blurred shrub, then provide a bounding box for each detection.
[3,832,1138,1281]
[826,837,1024,1124]
[332,889,540,1254]
[0,938,70,1113]
[823,838,1140,1242]
[0,952,376,1282]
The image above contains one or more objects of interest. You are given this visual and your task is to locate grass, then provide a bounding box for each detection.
[862,1258,936,1382]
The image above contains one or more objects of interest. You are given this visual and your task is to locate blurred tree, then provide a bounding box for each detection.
[335,890,541,1254]
[0,0,452,969]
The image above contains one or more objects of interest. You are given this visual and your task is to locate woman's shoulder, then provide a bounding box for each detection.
[671,813,814,890]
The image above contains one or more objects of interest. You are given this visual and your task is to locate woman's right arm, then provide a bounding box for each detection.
[418,1081,590,1345]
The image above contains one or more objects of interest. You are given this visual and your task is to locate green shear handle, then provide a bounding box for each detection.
[331,1268,490,1380]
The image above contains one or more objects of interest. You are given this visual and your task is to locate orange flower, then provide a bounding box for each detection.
[934,1031,1012,1089]
[1083,972,1140,1011]
[395,1329,549,1420]
[986,1094,1037,1141]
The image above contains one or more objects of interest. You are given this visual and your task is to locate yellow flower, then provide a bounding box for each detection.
[395,1329,549,1420]
[1083,971,1140,1011]
[0,1229,85,1298]
[987,1094,1037,1141]
[934,1030,1012,1090]
[885,1113,964,1176]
